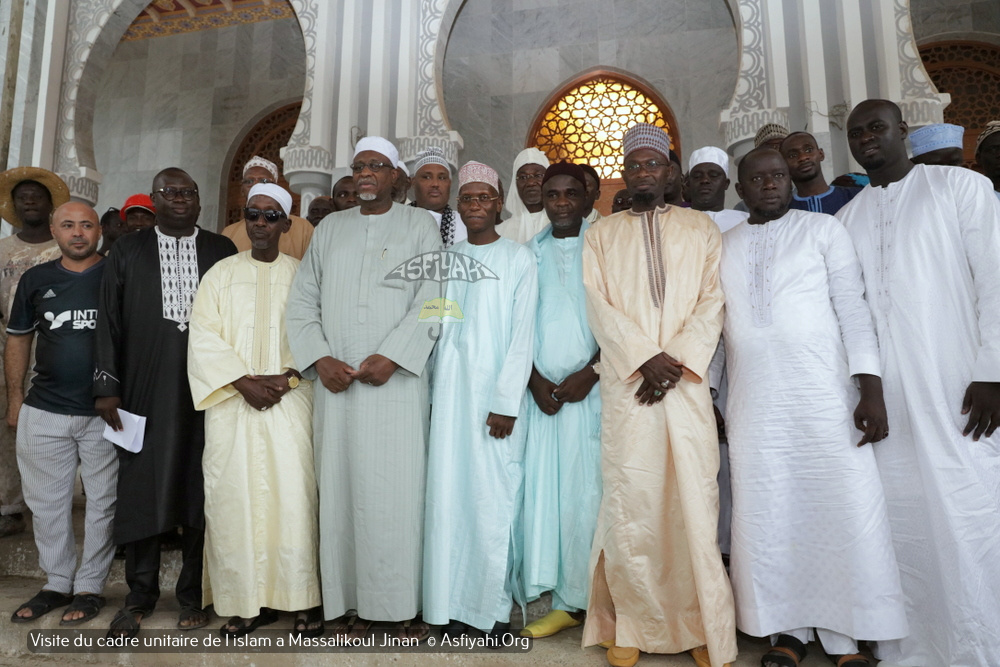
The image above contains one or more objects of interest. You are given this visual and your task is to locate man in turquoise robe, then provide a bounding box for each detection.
[520,162,602,639]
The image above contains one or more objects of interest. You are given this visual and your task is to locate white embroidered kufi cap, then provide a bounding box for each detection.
[243,155,279,180]
[688,146,729,175]
[353,136,400,168]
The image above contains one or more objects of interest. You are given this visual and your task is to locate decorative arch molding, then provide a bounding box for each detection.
[526,69,681,179]
[916,32,1000,49]
[919,40,1000,165]
[54,0,309,204]
[54,0,150,203]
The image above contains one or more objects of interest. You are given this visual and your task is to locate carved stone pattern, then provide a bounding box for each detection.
[55,0,120,177]
[920,41,1000,166]
[416,0,449,136]
[64,176,101,205]
[897,98,946,127]
[285,0,318,149]
[226,102,302,227]
[895,0,934,100]
[724,108,790,148]
[731,0,768,114]
[282,146,335,174]
[397,136,460,168]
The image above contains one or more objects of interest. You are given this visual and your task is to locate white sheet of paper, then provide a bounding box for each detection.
[103,409,146,453]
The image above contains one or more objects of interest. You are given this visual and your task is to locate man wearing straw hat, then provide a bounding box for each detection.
[0,167,68,538]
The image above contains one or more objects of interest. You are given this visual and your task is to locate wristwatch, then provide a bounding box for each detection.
[591,362,601,376]
[286,372,300,389]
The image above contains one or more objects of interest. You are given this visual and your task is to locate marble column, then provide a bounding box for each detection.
[722,0,949,177]
[282,0,462,200]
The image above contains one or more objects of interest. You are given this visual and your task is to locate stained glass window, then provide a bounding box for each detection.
[532,76,674,179]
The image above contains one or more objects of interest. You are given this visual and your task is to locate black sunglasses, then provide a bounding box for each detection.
[244,207,286,223]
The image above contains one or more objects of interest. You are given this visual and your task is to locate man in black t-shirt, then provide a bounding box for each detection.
[4,202,116,626]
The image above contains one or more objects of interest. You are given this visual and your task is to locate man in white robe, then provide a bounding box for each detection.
[286,137,440,640]
[498,148,550,243]
[521,163,601,639]
[687,146,747,558]
[839,99,1000,667]
[582,123,736,667]
[423,161,537,641]
[189,183,320,637]
[721,149,907,667]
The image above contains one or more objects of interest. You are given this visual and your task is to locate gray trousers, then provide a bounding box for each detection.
[16,404,118,595]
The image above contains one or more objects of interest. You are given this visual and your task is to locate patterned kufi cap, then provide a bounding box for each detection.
[753,123,789,148]
[353,136,400,168]
[243,155,279,180]
[458,161,500,192]
[247,182,292,217]
[975,121,1000,154]
[622,123,672,160]
[413,147,450,174]
[688,146,730,175]
[910,123,964,157]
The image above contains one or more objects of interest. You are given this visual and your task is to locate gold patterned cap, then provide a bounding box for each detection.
[976,121,1000,154]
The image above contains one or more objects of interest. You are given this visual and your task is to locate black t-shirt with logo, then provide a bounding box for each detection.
[7,258,105,416]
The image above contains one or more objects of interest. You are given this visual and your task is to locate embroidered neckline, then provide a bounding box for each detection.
[747,222,777,327]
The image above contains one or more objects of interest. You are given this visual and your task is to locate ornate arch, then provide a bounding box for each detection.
[527,70,681,181]
[224,102,303,228]
[919,40,1000,167]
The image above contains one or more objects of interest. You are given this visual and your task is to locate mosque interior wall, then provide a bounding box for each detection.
[441,0,739,186]
[91,16,305,231]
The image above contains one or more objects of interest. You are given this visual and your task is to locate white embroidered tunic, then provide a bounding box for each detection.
[156,226,200,331]
[837,164,1000,667]
[718,209,906,642]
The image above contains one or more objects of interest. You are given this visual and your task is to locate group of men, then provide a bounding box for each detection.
[0,98,998,667]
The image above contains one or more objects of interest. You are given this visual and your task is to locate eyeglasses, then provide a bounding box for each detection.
[242,176,275,186]
[623,159,666,173]
[244,208,286,223]
[515,172,545,182]
[350,161,392,173]
[457,194,501,205]
[153,187,198,201]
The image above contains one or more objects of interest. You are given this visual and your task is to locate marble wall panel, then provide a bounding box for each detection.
[442,0,740,184]
[92,17,306,231]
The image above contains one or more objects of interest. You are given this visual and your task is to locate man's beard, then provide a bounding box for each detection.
[632,191,655,207]
[358,192,376,201]
[750,204,789,221]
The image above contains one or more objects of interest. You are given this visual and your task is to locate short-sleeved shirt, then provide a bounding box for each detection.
[6,258,105,416]
[789,185,861,216]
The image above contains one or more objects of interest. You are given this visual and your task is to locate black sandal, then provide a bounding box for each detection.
[177,606,210,631]
[220,608,279,637]
[832,654,870,667]
[59,593,106,626]
[293,606,325,638]
[106,605,148,639]
[11,589,74,623]
[761,634,808,667]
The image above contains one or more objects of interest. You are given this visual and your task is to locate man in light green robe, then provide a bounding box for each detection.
[188,183,320,634]
[423,161,537,639]
[286,137,440,638]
